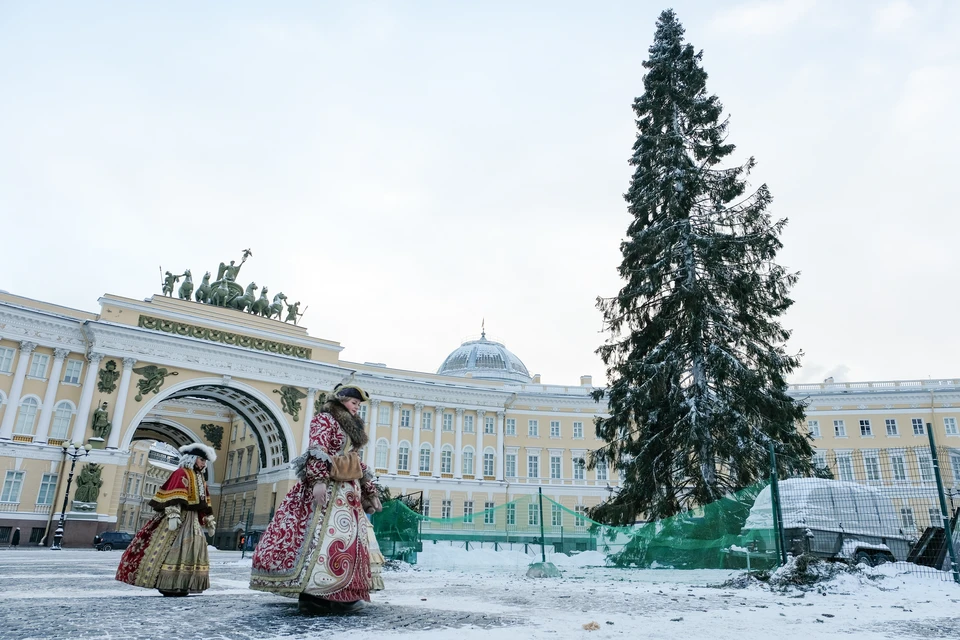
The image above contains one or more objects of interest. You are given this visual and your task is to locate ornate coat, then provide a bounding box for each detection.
[250,411,377,602]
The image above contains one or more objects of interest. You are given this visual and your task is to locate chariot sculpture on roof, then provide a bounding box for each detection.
[159,248,305,324]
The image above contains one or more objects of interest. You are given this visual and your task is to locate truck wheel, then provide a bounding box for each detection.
[873,553,891,565]
[853,551,873,566]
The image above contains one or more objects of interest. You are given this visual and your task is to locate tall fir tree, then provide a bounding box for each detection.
[591,9,812,525]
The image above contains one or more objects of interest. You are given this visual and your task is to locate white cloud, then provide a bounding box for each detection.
[892,65,959,132]
[871,1,918,35]
[709,0,817,36]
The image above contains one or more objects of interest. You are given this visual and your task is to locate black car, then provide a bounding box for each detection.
[93,531,133,551]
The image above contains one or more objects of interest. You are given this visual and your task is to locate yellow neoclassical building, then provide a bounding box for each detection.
[1,272,959,548]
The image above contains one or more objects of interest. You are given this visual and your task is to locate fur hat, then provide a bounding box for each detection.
[179,442,217,462]
[332,383,370,403]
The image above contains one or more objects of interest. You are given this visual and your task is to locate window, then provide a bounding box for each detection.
[550,421,561,438]
[484,416,495,434]
[929,507,943,527]
[1,471,25,503]
[375,440,389,469]
[575,505,587,530]
[951,454,960,482]
[945,417,958,436]
[505,453,517,477]
[807,420,820,437]
[550,455,562,479]
[505,419,516,436]
[0,528,9,543]
[441,447,453,474]
[400,409,411,428]
[812,452,827,471]
[29,527,45,544]
[917,452,934,482]
[421,500,430,517]
[573,421,584,439]
[419,445,431,472]
[912,418,925,436]
[546,503,561,527]
[573,457,585,480]
[62,359,83,384]
[900,507,915,529]
[890,453,908,481]
[527,453,539,478]
[463,501,474,523]
[463,415,474,433]
[885,419,898,436]
[227,455,234,480]
[462,448,474,475]
[0,346,15,374]
[421,412,432,431]
[483,451,494,477]
[528,420,539,437]
[836,455,854,482]
[441,500,452,519]
[231,425,237,442]
[28,353,49,379]
[442,413,453,432]
[864,454,881,481]
[398,444,410,471]
[484,502,495,525]
[506,503,516,526]
[37,473,58,505]
[596,459,608,481]
[50,402,74,440]
[378,405,391,426]
[359,405,368,422]
[14,397,40,435]
[528,503,540,526]
[246,452,254,476]
[833,420,846,437]
[859,420,872,437]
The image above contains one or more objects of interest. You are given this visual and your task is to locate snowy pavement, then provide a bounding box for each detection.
[0,546,957,640]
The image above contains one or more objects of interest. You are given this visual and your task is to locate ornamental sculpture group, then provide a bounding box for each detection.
[161,249,305,324]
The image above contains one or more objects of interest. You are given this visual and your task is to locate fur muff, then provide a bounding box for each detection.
[322,400,368,449]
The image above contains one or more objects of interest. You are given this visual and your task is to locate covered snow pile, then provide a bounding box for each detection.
[744,478,902,538]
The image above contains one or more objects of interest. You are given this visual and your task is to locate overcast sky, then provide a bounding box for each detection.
[1,1,957,387]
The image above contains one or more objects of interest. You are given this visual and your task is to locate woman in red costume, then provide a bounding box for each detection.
[116,443,217,596]
[250,383,382,613]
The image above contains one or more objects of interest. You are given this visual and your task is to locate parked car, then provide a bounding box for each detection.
[93,531,133,551]
[733,478,915,566]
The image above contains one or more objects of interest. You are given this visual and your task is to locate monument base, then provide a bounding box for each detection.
[87,437,105,450]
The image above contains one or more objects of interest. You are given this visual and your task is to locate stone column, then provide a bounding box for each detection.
[300,388,318,454]
[475,410,485,477]
[365,399,381,467]
[496,411,505,481]
[71,352,103,444]
[388,401,402,474]
[34,348,70,444]
[0,341,37,440]
[453,408,464,479]
[412,403,423,474]
[106,358,136,449]
[432,406,444,476]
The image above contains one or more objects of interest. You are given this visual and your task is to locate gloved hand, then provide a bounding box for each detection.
[165,506,181,532]
[204,516,217,537]
[363,495,382,515]
[312,482,329,509]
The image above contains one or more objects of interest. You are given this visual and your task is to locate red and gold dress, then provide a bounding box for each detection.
[115,465,214,594]
[250,412,377,602]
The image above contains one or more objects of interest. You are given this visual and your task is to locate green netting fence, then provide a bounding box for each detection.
[372,481,779,570]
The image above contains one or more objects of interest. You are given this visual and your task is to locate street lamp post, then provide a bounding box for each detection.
[52,442,92,550]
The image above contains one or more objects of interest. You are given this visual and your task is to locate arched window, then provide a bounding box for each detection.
[50,401,75,440]
[375,439,389,470]
[14,397,40,435]
[397,442,411,472]
[483,447,496,477]
[440,445,453,474]
[418,444,432,472]
[462,446,475,476]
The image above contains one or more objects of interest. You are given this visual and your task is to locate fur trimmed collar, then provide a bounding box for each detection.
[322,400,368,449]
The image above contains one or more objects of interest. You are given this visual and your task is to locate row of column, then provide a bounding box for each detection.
[0,341,135,450]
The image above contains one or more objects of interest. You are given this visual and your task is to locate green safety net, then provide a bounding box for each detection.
[371,481,777,570]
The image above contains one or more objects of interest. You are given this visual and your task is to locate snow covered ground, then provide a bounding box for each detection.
[0,545,957,639]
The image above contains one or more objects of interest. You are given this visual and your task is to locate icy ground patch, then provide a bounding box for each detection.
[0,547,957,640]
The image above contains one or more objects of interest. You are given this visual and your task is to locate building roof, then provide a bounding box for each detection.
[436,331,532,383]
